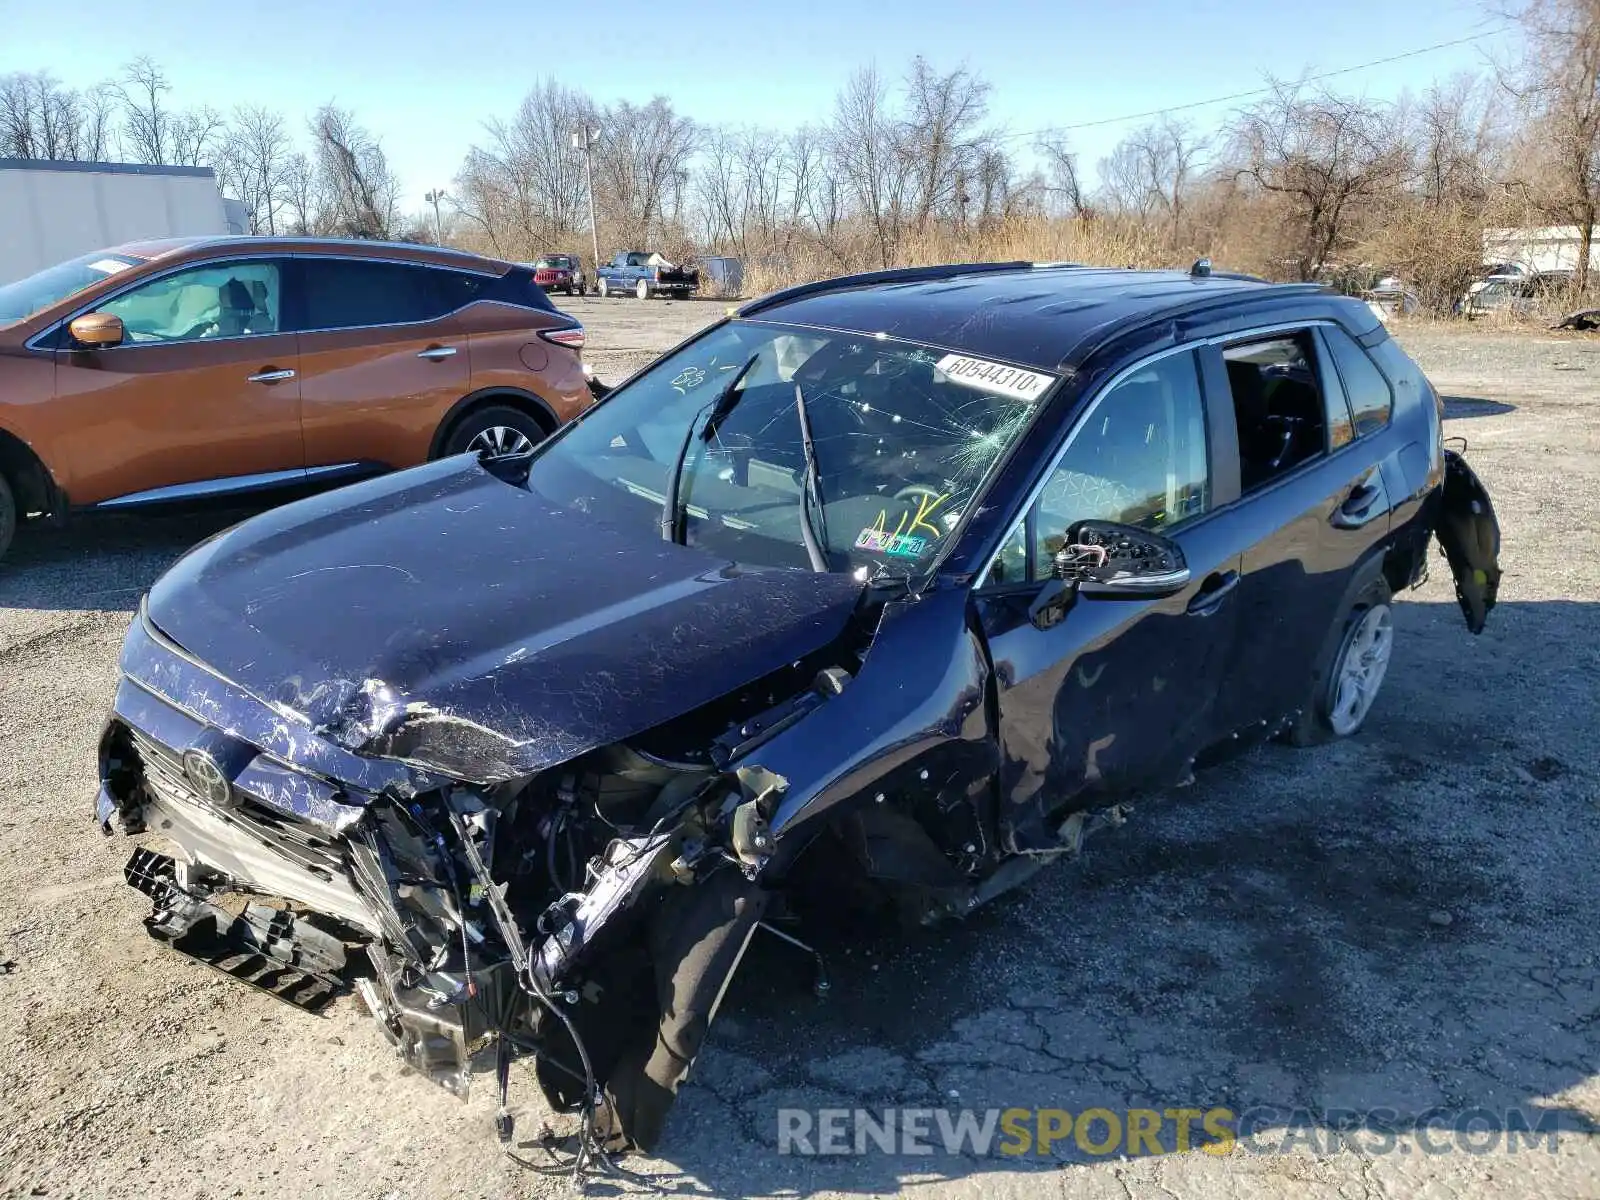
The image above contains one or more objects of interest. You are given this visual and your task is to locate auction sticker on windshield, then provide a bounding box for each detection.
[936,354,1054,402]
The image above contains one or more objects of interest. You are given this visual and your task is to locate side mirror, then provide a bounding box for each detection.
[1053,519,1190,599]
[68,312,125,349]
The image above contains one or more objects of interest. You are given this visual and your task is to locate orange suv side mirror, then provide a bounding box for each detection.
[69,312,126,348]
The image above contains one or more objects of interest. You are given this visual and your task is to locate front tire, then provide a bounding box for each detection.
[1288,579,1395,745]
[0,473,15,563]
[440,405,550,459]
[598,279,610,299]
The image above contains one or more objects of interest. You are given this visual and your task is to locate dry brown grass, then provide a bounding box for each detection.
[736,216,1197,297]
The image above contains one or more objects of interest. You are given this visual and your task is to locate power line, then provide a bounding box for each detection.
[1001,28,1508,144]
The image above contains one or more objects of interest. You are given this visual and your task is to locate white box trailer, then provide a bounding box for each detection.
[0,159,237,285]
[1482,226,1600,276]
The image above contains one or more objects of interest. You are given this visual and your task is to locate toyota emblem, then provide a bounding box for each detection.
[181,748,232,808]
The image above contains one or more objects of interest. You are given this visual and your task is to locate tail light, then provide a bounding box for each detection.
[539,326,586,350]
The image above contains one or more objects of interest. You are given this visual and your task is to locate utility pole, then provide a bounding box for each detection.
[424,188,447,245]
[573,127,602,272]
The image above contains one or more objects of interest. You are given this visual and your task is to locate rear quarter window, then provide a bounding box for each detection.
[1323,326,1394,436]
[300,260,457,330]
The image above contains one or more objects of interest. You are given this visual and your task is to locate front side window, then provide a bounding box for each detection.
[526,320,1055,575]
[1023,352,1210,580]
[98,260,281,342]
[300,260,459,330]
[1221,333,1330,492]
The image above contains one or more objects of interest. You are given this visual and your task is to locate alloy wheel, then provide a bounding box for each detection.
[1327,603,1394,736]
[467,425,537,458]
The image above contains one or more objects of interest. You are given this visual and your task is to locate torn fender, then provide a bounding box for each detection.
[1435,449,1502,634]
[737,585,997,866]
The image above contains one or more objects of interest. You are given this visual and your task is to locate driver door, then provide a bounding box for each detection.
[49,257,303,506]
[971,348,1249,851]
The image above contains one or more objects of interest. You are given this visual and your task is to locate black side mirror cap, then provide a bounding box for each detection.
[1053,519,1191,600]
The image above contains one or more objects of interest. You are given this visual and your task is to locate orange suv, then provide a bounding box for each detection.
[0,236,594,559]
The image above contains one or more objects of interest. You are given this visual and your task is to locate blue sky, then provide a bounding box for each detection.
[2,0,1509,211]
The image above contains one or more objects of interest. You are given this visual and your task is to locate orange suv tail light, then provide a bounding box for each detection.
[539,326,586,350]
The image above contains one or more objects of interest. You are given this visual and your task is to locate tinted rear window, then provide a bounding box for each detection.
[300,261,485,330]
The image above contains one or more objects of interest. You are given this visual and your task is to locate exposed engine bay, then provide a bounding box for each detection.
[104,655,851,1161]
[97,581,1051,1168]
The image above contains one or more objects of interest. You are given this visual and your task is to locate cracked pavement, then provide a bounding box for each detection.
[0,305,1596,1198]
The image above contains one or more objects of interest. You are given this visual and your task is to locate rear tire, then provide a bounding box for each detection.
[0,473,15,563]
[440,405,550,459]
[635,279,651,300]
[1288,577,1395,746]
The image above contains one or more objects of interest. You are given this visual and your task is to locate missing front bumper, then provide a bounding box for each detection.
[124,847,350,1014]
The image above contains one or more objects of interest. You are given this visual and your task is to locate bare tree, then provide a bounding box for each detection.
[1036,132,1090,217]
[1407,74,1500,207]
[902,57,993,230]
[80,83,117,161]
[453,80,591,260]
[1229,83,1408,280]
[218,106,292,233]
[1500,0,1600,290]
[828,65,915,266]
[312,105,398,238]
[1097,118,1207,243]
[0,72,117,161]
[171,105,225,167]
[281,151,322,235]
[591,96,697,247]
[118,56,174,164]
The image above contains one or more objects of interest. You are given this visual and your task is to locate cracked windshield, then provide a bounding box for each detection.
[527,320,1055,574]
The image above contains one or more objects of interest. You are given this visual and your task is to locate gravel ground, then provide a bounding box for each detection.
[0,300,1596,1200]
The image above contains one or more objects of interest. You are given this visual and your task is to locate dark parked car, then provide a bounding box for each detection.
[96,261,1499,1157]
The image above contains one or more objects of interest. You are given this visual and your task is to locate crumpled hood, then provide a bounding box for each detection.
[147,456,865,781]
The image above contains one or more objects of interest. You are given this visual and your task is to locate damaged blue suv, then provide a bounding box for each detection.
[97,261,1500,1154]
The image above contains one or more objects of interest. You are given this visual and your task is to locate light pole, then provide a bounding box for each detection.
[424,188,447,245]
[572,127,602,272]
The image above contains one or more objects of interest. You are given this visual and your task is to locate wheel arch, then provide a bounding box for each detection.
[429,387,560,459]
[0,425,63,519]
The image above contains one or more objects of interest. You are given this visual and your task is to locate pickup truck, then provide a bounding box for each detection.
[595,251,699,300]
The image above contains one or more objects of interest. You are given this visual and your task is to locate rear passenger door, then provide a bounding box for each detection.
[1199,324,1394,734]
[291,258,475,472]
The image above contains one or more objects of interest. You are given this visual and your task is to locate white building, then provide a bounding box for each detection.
[1482,226,1600,275]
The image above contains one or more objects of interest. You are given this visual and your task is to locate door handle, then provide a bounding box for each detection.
[1342,483,1378,515]
[1186,570,1240,616]
[1332,479,1384,529]
[247,368,296,384]
[417,346,458,361]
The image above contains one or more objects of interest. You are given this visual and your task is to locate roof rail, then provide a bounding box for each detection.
[735,260,1034,317]
[1058,281,1331,370]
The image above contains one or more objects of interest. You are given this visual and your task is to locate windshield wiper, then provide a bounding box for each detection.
[793,381,830,573]
[660,353,760,545]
